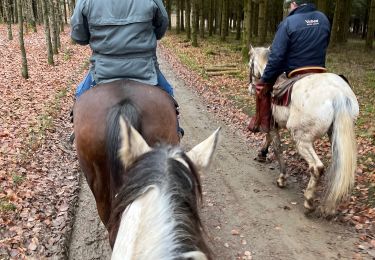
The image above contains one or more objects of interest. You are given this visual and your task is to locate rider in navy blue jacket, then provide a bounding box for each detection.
[248,0,331,133]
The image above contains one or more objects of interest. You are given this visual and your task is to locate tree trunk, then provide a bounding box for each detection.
[181,0,185,31]
[18,0,29,78]
[4,0,13,40]
[242,0,252,61]
[252,1,258,37]
[41,0,54,64]
[330,0,348,46]
[220,0,228,41]
[208,0,213,36]
[366,0,375,49]
[199,0,204,38]
[192,0,198,46]
[26,0,37,32]
[62,0,67,24]
[216,0,222,35]
[235,0,241,40]
[176,0,181,33]
[343,0,351,42]
[258,0,267,45]
[49,0,59,54]
[186,0,191,40]
[166,0,171,30]
[55,0,63,33]
[37,0,43,24]
[14,0,19,23]
[317,0,327,13]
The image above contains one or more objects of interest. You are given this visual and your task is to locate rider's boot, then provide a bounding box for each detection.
[174,101,184,139]
[248,84,272,133]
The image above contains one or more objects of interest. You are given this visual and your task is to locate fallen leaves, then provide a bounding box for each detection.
[0,25,90,258]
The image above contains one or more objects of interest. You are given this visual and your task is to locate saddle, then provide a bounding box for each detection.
[272,66,327,106]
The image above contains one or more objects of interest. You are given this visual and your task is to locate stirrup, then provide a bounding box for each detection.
[178,127,184,139]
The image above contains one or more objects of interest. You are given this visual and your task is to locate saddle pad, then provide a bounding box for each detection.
[272,73,314,106]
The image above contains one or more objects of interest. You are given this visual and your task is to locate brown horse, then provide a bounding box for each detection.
[74,80,219,259]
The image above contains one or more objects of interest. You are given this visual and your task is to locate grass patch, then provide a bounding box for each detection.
[368,182,375,207]
[12,174,25,186]
[63,48,73,61]
[0,199,16,212]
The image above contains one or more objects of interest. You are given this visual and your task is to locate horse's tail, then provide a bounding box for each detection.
[324,96,357,214]
[106,99,141,181]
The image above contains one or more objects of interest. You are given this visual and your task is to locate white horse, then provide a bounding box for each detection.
[248,46,359,215]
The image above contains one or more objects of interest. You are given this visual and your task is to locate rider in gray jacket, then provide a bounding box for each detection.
[70,0,183,139]
[71,0,168,86]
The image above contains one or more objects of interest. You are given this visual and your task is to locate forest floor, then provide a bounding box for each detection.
[0,24,374,259]
[0,25,89,258]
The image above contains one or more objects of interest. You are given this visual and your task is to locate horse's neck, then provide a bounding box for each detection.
[111,186,181,260]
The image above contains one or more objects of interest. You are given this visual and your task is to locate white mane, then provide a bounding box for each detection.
[111,185,207,260]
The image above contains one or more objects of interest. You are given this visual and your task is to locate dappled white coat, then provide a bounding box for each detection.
[248,46,359,215]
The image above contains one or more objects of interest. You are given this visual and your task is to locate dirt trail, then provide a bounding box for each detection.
[68,52,362,260]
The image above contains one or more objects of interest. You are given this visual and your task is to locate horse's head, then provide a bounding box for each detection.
[110,117,220,260]
[248,45,270,95]
[118,116,220,173]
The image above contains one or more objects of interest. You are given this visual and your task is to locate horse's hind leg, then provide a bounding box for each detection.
[257,133,272,162]
[295,138,324,212]
[270,129,288,187]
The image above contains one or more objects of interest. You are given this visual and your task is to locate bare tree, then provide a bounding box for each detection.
[186,0,191,40]
[26,0,37,32]
[220,0,228,41]
[258,0,268,45]
[49,0,59,54]
[192,0,198,46]
[366,0,375,49]
[18,0,29,78]
[4,0,13,40]
[41,0,54,64]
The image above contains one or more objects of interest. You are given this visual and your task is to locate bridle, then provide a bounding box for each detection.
[249,57,261,90]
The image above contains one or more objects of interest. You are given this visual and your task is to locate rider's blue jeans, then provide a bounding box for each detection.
[75,68,174,98]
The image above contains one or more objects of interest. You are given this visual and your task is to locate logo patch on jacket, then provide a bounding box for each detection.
[305,19,319,26]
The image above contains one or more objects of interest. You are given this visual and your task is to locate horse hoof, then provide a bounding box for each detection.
[304,207,316,216]
[318,206,336,218]
[276,179,286,188]
[256,155,267,163]
[304,200,315,212]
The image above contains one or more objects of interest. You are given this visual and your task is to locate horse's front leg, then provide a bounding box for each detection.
[270,128,287,187]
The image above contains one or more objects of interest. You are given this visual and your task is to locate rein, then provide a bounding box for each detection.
[249,58,261,89]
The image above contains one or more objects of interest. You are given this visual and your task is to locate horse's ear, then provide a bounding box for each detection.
[187,127,221,172]
[249,44,255,55]
[119,117,151,167]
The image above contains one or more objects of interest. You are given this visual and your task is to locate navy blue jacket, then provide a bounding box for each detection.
[261,4,331,83]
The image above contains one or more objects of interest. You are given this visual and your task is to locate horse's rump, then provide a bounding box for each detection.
[73,79,179,225]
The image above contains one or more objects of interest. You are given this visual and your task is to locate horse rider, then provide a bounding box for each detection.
[70,0,184,138]
[247,0,331,133]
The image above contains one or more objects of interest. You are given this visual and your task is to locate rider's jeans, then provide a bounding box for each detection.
[75,69,174,99]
